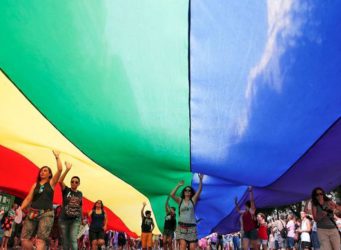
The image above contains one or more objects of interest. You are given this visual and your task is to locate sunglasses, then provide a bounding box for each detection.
[184,189,192,192]
[71,180,79,184]
[316,192,324,196]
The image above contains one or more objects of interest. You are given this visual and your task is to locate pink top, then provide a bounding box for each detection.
[286,220,295,238]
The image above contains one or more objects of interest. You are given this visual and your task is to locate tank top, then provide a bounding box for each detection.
[258,224,268,240]
[300,218,310,242]
[178,199,196,225]
[242,209,257,232]
[315,204,336,229]
[90,210,105,232]
[31,182,54,210]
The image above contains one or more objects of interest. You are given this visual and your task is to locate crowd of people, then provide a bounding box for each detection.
[0,150,204,250]
[231,187,341,250]
[0,150,340,250]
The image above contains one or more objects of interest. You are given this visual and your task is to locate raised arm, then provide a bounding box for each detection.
[170,180,184,204]
[165,195,171,213]
[141,202,146,219]
[234,196,242,214]
[59,161,72,190]
[50,150,63,188]
[249,186,256,211]
[192,174,204,204]
[21,184,37,211]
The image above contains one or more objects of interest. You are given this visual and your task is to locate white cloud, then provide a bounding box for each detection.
[238,0,306,138]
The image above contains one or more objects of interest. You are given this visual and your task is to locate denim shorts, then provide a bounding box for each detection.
[286,237,295,248]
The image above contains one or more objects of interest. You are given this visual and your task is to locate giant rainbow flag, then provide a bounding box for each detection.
[1,0,341,237]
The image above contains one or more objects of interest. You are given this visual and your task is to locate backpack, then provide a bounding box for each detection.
[280,220,288,238]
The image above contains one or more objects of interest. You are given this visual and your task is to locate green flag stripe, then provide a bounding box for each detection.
[0,1,191,229]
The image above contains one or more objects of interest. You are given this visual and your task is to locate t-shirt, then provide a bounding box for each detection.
[60,186,83,220]
[258,224,268,240]
[286,220,295,238]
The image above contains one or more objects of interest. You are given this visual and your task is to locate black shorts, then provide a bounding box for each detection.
[89,229,105,243]
[301,241,311,249]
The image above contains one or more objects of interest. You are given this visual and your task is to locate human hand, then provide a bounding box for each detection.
[143,202,147,206]
[53,150,60,158]
[198,173,204,180]
[178,180,184,186]
[65,161,72,170]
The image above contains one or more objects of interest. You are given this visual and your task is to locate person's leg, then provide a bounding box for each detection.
[70,219,81,250]
[179,239,187,250]
[36,211,54,250]
[251,240,259,250]
[21,239,34,250]
[3,236,9,250]
[317,228,331,250]
[242,238,250,250]
[21,218,36,250]
[147,233,153,250]
[189,242,197,250]
[329,228,340,250]
[142,233,148,250]
[59,219,71,250]
[35,238,46,250]
[163,236,168,250]
[1,235,5,249]
[98,239,105,247]
[168,236,174,250]
[91,239,98,250]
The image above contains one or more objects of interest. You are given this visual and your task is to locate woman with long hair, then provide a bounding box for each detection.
[88,200,107,250]
[311,187,341,250]
[20,150,63,250]
[170,173,204,250]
